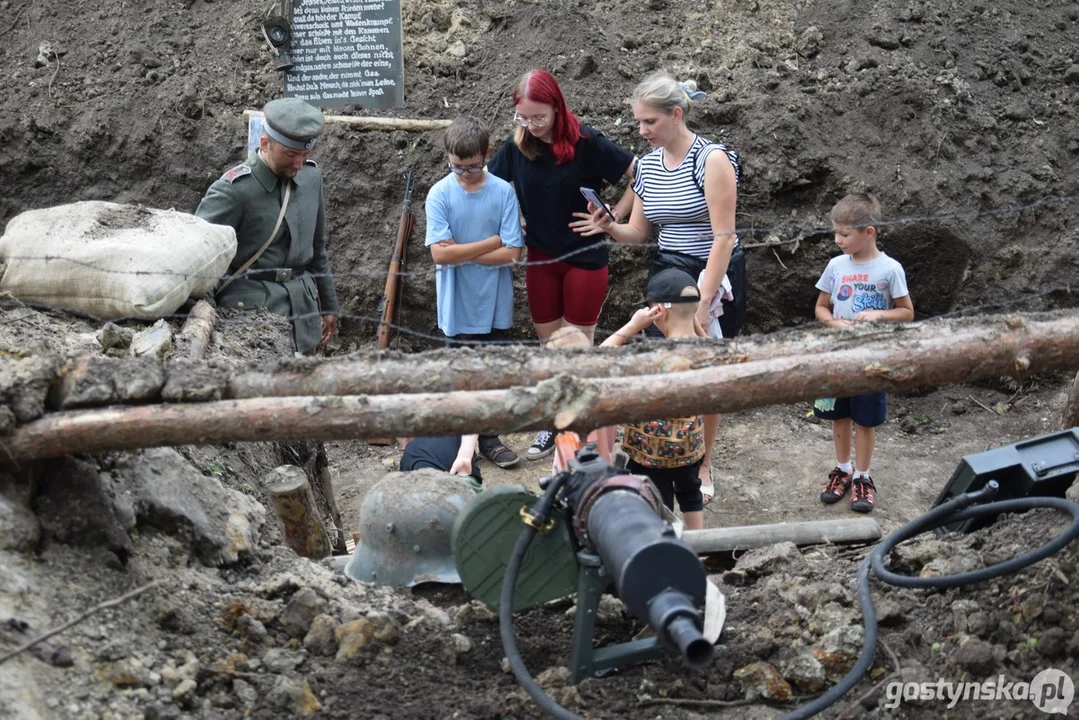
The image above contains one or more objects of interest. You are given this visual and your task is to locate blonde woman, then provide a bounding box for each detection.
[572,71,746,504]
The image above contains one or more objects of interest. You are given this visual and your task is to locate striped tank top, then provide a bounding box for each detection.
[632,135,741,259]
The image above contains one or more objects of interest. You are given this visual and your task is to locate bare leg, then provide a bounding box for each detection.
[533,319,564,343]
[832,418,853,465]
[527,318,567,461]
[683,510,704,531]
[699,414,720,489]
[853,423,876,472]
[563,321,597,345]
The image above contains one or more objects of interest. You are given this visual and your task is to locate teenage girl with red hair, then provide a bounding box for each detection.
[488,68,635,461]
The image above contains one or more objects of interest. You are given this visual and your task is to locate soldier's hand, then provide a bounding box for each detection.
[320,314,338,346]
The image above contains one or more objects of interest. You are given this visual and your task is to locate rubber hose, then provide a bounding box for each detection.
[780,485,1079,720]
[498,475,582,720]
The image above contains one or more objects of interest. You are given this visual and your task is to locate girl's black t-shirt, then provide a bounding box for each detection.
[487,126,634,270]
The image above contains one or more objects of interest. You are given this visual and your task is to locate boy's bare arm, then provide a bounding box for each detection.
[601,306,662,347]
[815,291,852,328]
[449,434,479,476]
[429,235,502,264]
[472,245,523,265]
[854,295,914,323]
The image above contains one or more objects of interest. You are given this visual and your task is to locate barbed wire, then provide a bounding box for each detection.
[0,191,1075,284]
[1,283,1074,349]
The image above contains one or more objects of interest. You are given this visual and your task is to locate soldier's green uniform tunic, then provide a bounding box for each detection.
[195,99,339,353]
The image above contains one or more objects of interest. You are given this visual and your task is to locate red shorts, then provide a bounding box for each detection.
[524,246,608,326]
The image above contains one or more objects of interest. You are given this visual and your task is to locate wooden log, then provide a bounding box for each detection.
[224,327,865,399]
[37,315,992,409]
[680,518,881,555]
[4,313,1079,463]
[265,465,332,559]
[243,110,452,132]
[174,300,216,362]
[49,330,836,409]
[1062,370,1079,430]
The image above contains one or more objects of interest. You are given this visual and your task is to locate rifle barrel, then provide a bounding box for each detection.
[378,172,416,349]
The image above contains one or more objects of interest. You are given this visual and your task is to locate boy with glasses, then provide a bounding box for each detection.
[425,115,525,468]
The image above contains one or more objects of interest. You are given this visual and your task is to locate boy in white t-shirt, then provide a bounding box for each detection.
[814,194,914,513]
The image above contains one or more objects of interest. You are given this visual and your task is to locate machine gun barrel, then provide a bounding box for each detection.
[582,485,712,666]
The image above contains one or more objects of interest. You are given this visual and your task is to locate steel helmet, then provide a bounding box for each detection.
[344,469,474,587]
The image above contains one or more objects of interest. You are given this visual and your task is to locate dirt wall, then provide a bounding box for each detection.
[0,0,1076,346]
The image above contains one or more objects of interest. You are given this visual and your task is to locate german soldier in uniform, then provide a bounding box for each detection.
[196,97,339,354]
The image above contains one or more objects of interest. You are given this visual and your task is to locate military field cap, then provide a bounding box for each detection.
[640,268,701,305]
[263,97,325,150]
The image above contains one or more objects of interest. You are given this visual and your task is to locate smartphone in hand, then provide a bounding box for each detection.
[579,187,617,223]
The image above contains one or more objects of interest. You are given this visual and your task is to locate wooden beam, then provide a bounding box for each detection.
[43,314,1026,409]
[680,518,881,554]
[3,313,1077,464]
[48,330,839,409]
[225,330,844,399]
[243,110,452,132]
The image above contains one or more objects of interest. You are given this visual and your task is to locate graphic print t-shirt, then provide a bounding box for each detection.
[815,252,910,321]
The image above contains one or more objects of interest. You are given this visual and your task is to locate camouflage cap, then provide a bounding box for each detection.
[262,97,325,150]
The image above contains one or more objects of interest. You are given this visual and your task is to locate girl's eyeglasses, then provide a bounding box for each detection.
[513,112,550,128]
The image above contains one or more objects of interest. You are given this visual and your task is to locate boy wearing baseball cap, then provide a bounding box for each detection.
[601,268,708,529]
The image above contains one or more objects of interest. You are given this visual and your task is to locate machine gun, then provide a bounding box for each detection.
[453,445,714,716]
[448,430,1079,720]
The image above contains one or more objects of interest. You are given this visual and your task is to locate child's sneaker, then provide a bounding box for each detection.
[525,430,556,460]
[850,476,876,513]
[478,436,520,468]
[820,467,853,504]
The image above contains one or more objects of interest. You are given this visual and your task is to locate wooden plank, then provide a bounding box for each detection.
[243,110,452,132]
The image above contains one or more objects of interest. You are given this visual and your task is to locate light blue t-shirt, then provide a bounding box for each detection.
[815,251,910,321]
[424,172,524,337]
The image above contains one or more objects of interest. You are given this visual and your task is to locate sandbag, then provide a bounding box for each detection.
[0,201,237,320]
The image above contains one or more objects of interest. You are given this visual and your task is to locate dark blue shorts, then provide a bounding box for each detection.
[813,393,887,428]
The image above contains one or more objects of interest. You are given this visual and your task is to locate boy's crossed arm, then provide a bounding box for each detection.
[429,235,504,265]
[428,189,524,266]
[470,242,522,265]
[430,234,522,265]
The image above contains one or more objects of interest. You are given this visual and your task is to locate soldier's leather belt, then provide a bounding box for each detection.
[247,268,303,282]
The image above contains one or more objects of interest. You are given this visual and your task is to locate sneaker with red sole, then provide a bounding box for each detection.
[820,467,853,504]
[850,476,876,513]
